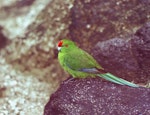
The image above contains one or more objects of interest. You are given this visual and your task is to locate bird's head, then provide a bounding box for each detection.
[57,39,76,52]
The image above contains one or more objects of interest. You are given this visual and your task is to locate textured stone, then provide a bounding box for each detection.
[92,23,150,83]
[93,38,139,82]
[0,27,7,49]
[44,78,150,115]
[0,0,51,39]
[130,23,150,82]
[69,0,150,51]
[0,0,74,115]
[44,1,150,114]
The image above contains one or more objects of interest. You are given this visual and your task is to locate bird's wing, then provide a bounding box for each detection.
[64,48,103,73]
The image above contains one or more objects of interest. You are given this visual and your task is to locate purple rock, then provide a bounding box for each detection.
[44,78,150,115]
[69,0,150,51]
[93,38,139,82]
[92,23,150,83]
[130,23,150,82]
[0,27,7,49]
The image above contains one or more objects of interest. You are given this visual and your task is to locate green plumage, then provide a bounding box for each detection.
[58,39,139,87]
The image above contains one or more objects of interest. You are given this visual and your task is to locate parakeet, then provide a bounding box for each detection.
[57,39,139,87]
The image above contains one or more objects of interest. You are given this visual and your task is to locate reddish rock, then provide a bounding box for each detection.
[69,0,150,51]
[92,38,139,82]
[44,78,150,115]
[44,1,150,114]
[92,23,150,83]
[0,27,7,49]
[130,23,150,83]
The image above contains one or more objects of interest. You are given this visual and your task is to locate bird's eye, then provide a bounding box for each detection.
[58,40,63,47]
[65,44,68,47]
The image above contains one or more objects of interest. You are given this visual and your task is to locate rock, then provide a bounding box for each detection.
[44,78,150,115]
[0,27,7,49]
[44,1,150,114]
[130,23,150,83]
[92,38,139,82]
[0,0,74,115]
[0,0,51,39]
[92,23,150,83]
[69,0,150,51]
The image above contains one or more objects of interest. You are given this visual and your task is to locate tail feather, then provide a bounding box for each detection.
[97,73,139,87]
[99,74,123,85]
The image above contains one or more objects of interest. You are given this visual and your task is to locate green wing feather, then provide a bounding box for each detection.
[63,48,103,71]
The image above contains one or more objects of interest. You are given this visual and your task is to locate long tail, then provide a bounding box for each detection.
[97,73,139,87]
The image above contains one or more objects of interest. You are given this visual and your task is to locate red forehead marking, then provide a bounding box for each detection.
[58,40,63,47]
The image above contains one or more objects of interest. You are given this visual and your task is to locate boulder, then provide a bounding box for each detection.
[44,78,150,115]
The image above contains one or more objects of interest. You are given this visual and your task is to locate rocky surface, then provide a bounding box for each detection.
[44,0,150,114]
[131,23,150,83]
[69,0,150,51]
[44,23,150,115]
[93,23,150,83]
[0,0,74,115]
[93,38,138,82]
[0,0,150,114]
[44,78,150,115]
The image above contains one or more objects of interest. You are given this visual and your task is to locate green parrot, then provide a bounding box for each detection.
[57,39,139,87]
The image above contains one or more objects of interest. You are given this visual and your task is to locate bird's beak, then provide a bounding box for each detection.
[57,47,61,52]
